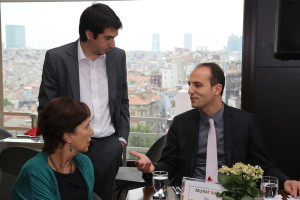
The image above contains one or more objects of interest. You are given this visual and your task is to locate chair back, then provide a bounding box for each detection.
[0,128,12,140]
[0,146,39,200]
[146,134,167,163]
[0,146,39,176]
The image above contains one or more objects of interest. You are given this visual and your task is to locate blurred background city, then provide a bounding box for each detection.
[1,0,243,157]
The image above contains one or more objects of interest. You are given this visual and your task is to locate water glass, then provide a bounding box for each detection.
[152,171,169,199]
[260,176,279,198]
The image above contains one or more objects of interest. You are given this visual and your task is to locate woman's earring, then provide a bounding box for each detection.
[69,143,73,152]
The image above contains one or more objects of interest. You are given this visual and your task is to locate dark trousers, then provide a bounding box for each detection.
[85,134,123,200]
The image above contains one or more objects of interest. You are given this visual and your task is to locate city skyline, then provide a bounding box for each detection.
[1,0,243,51]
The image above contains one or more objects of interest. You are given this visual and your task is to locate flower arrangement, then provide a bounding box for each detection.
[216,162,264,200]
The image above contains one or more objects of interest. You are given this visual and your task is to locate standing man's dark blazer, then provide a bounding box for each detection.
[153,104,289,188]
[38,40,130,141]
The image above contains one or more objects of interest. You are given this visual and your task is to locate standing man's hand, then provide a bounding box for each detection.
[284,180,300,198]
[129,151,155,173]
[120,141,126,149]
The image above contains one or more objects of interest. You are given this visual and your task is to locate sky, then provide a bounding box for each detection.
[1,0,244,51]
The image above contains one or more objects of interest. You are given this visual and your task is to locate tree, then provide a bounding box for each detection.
[4,98,12,106]
[128,123,157,153]
[128,123,159,159]
[130,123,152,133]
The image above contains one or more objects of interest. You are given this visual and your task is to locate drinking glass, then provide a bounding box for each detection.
[260,176,279,198]
[152,171,169,199]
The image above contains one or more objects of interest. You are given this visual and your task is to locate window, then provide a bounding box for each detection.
[1,0,244,152]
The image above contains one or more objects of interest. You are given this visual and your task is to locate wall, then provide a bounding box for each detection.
[245,0,300,179]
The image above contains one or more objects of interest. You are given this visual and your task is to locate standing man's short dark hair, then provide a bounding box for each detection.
[38,3,129,200]
[79,3,122,41]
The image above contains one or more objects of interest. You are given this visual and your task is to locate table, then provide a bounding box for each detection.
[126,186,179,200]
[0,137,44,151]
[126,186,289,200]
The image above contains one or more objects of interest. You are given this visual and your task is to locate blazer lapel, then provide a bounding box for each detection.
[66,41,80,100]
[105,51,115,114]
[223,105,234,166]
[189,109,200,174]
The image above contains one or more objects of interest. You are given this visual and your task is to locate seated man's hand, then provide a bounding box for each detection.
[284,180,300,198]
[129,151,155,173]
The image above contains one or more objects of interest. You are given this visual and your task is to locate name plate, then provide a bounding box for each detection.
[181,177,225,200]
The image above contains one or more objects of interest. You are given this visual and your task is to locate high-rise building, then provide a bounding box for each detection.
[227,34,242,52]
[6,25,26,48]
[184,33,192,50]
[152,33,160,52]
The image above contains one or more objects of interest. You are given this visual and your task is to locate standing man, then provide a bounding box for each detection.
[38,3,129,200]
[130,62,300,198]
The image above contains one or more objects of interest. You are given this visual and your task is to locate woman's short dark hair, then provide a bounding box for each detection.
[79,3,122,42]
[196,62,226,96]
[38,97,91,154]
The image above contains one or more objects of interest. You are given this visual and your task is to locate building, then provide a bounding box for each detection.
[129,94,161,132]
[6,25,26,48]
[151,74,162,87]
[152,33,160,52]
[224,71,241,107]
[184,33,192,50]
[160,66,178,89]
[173,89,192,116]
[227,34,242,52]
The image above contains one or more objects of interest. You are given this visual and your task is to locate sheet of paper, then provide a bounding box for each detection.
[181,177,224,200]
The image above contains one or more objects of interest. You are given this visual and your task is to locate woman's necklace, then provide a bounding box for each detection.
[49,155,73,174]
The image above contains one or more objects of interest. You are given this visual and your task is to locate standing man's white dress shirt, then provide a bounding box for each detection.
[78,42,115,137]
[78,42,126,144]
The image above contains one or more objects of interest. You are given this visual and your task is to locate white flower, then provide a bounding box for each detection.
[218,162,264,181]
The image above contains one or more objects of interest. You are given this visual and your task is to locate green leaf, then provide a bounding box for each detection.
[218,174,233,189]
[222,195,236,200]
[233,175,243,184]
[248,181,256,187]
[241,194,254,200]
[218,174,230,185]
[216,192,224,197]
[246,186,261,197]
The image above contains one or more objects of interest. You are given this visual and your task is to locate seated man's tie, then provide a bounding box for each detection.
[205,118,218,182]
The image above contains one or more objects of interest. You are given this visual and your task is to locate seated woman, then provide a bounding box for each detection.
[12,97,94,200]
